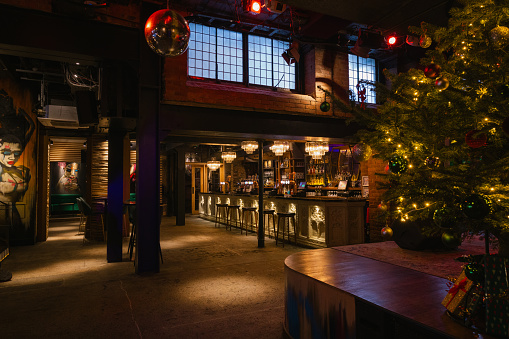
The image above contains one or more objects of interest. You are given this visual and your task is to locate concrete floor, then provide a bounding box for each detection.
[0,215,307,339]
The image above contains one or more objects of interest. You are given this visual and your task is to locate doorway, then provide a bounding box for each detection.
[190,164,206,214]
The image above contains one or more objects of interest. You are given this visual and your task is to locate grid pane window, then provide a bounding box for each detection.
[188,23,296,90]
[217,28,243,82]
[348,54,377,104]
[188,23,216,79]
[248,36,295,90]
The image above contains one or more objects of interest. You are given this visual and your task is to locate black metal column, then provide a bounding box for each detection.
[257,140,264,248]
[136,2,161,274]
[176,146,185,226]
[107,129,126,262]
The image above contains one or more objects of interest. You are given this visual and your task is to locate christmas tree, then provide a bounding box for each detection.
[332,0,509,256]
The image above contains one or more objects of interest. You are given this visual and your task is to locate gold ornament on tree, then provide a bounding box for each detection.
[419,35,432,48]
[489,26,509,48]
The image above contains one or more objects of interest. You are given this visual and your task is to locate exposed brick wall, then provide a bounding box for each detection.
[162,46,352,117]
[366,157,388,242]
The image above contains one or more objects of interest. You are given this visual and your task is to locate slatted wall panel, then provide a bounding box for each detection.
[49,141,83,162]
[89,135,108,241]
[130,150,136,164]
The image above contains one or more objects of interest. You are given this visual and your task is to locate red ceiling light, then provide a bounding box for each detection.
[244,0,262,14]
[386,35,397,46]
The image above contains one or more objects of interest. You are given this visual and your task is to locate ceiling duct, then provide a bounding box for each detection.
[37,105,81,129]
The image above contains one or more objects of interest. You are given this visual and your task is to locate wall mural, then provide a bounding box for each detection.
[0,80,37,245]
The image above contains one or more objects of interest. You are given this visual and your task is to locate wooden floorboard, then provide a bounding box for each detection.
[285,248,495,339]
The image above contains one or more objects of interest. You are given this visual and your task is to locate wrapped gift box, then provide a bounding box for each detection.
[485,255,509,337]
[442,269,475,317]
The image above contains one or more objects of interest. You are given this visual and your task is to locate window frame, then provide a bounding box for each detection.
[187,22,299,92]
[348,54,378,105]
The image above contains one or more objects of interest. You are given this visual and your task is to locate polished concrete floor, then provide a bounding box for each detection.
[0,215,306,339]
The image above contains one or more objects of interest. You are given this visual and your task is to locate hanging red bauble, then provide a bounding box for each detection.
[424,64,441,78]
[465,130,487,148]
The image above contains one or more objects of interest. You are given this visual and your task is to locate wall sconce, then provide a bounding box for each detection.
[282,42,300,65]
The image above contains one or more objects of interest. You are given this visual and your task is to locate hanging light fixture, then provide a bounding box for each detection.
[241,140,258,154]
[270,141,290,156]
[207,158,221,171]
[305,141,329,159]
[221,151,236,163]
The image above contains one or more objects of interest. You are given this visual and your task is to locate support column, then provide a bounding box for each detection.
[257,140,264,248]
[176,146,185,226]
[136,2,161,273]
[107,128,126,262]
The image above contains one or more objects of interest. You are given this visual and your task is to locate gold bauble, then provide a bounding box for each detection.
[490,26,509,48]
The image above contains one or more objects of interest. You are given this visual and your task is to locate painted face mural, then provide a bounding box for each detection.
[0,136,30,200]
[0,142,22,168]
[56,162,80,193]
[0,88,36,240]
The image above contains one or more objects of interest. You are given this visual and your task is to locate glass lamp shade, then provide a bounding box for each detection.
[270,141,290,156]
[221,151,236,163]
[241,141,258,154]
[144,9,190,57]
[206,160,221,171]
[305,141,328,159]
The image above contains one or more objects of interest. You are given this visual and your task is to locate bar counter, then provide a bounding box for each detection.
[198,192,367,248]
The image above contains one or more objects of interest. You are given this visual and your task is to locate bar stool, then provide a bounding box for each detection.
[226,205,241,230]
[276,212,297,247]
[241,207,258,235]
[215,203,229,227]
[263,209,276,237]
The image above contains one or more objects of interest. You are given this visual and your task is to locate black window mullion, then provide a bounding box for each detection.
[243,33,249,86]
[215,28,218,80]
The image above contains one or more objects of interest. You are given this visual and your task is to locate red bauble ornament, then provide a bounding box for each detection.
[424,64,441,78]
[465,130,487,148]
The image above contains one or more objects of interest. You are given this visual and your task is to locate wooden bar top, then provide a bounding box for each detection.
[285,248,494,339]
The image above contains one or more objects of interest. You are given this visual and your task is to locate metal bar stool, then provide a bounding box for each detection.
[226,205,241,230]
[276,212,297,247]
[241,207,258,235]
[263,209,276,237]
[215,203,229,227]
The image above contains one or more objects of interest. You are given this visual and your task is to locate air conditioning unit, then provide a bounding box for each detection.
[37,105,81,129]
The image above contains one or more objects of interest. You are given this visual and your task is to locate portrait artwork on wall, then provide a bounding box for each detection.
[0,80,37,245]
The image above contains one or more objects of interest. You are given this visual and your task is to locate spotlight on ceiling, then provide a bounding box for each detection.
[386,35,397,46]
[282,42,300,65]
[244,0,262,14]
[266,0,287,13]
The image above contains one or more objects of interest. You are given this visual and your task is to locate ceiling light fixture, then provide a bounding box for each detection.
[207,159,221,171]
[270,141,290,156]
[221,151,236,163]
[244,0,262,14]
[241,141,258,154]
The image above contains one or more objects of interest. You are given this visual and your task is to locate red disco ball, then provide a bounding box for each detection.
[145,9,190,57]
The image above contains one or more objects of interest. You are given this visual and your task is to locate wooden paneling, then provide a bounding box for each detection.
[49,140,83,163]
[87,135,108,241]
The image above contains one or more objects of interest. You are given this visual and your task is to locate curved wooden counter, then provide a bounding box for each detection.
[284,248,493,339]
